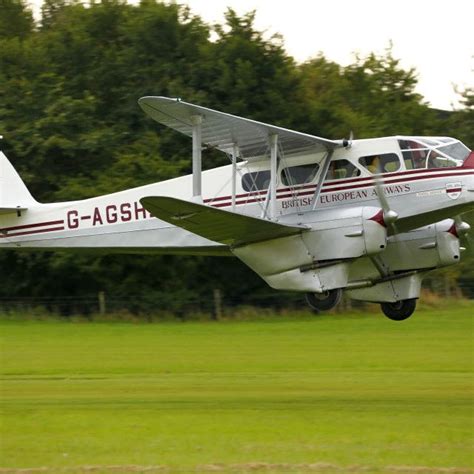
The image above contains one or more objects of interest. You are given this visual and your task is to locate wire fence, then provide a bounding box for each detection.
[1,281,473,320]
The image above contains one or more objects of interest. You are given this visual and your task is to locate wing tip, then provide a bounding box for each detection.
[138,96,182,106]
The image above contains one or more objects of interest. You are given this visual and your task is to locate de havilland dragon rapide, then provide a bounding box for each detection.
[1,97,473,320]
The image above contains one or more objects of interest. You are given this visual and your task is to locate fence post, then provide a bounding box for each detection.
[213,289,222,321]
[98,291,106,315]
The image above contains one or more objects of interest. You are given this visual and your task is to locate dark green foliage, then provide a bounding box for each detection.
[0,1,472,313]
[448,87,474,147]
[298,50,438,138]
[0,0,34,39]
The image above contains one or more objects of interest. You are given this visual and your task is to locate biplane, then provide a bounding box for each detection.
[1,97,473,319]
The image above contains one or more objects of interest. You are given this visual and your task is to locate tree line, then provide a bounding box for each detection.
[0,0,473,314]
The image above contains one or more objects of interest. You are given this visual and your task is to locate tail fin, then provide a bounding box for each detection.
[0,151,37,214]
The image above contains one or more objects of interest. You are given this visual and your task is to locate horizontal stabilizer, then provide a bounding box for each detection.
[140,196,305,246]
[0,206,27,215]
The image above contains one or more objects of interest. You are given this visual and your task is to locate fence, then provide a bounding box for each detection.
[1,281,473,320]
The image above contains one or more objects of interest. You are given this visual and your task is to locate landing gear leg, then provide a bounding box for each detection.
[380,298,417,321]
[305,288,342,312]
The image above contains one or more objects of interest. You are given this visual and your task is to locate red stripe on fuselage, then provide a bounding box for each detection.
[204,168,473,206]
[322,171,473,193]
[206,169,474,208]
[2,169,472,234]
[0,219,65,233]
[204,168,473,205]
[0,226,65,238]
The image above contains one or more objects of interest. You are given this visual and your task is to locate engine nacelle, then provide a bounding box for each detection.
[379,219,461,272]
[232,206,387,293]
[435,220,462,267]
[346,219,463,303]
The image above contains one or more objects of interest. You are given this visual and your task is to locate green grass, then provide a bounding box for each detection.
[0,307,473,473]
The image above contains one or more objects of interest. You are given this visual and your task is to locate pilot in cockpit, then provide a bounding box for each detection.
[428,150,441,168]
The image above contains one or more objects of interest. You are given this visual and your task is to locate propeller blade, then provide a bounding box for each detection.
[454,216,471,236]
[341,131,354,149]
[372,172,399,232]
[371,171,414,267]
[454,215,472,254]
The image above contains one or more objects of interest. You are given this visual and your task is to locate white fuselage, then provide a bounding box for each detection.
[1,137,473,254]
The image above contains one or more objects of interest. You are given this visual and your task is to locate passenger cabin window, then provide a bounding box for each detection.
[358,153,401,174]
[326,160,361,180]
[241,170,271,192]
[281,163,319,186]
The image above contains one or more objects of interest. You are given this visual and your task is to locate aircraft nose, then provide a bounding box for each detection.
[462,151,474,168]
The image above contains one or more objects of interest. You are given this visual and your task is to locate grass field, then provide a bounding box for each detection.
[0,307,473,473]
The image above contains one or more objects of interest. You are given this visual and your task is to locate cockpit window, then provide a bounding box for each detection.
[428,150,454,169]
[398,138,471,169]
[281,163,319,186]
[437,142,470,161]
[326,159,361,180]
[359,153,400,174]
[400,147,429,170]
[419,138,439,146]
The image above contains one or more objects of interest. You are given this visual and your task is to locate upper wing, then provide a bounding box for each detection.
[140,196,306,246]
[138,96,340,160]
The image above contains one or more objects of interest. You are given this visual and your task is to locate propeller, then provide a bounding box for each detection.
[341,132,398,234]
[372,171,399,234]
[454,216,471,236]
[341,130,353,149]
[454,215,472,255]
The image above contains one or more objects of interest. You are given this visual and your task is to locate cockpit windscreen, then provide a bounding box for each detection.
[398,137,471,169]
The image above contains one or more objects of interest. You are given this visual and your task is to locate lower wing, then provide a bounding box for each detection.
[140,196,306,247]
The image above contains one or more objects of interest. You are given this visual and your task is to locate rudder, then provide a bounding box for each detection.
[0,151,37,212]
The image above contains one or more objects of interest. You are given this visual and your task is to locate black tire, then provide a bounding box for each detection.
[380,298,417,321]
[305,288,342,312]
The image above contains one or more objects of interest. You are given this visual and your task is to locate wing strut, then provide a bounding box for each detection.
[231,144,239,211]
[269,134,278,219]
[191,114,202,200]
[311,149,334,210]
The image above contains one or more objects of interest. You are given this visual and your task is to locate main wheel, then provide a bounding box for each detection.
[380,298,417,321]
[305,288,342,312]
